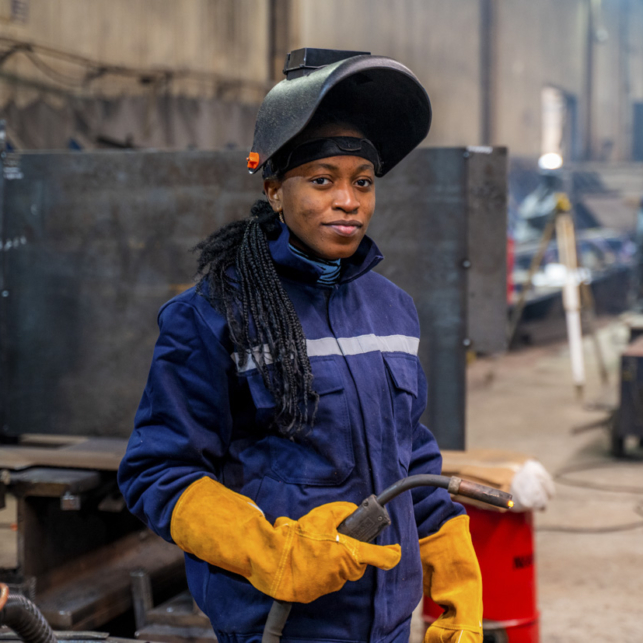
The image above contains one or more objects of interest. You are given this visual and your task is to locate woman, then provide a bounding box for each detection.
[119,49,482,643]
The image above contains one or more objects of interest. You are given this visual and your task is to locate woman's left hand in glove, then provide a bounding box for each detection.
[420,514,483,643]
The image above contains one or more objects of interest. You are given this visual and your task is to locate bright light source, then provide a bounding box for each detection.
[538,152,563,170]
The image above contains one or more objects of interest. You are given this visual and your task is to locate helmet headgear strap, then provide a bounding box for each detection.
[264,136,382,178]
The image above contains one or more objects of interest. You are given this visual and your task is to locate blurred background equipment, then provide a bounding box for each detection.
[628,197,643,309]
[509,188,606,399]
[612,319,643,456]
[508,163,639,348]
[553,196,586,398]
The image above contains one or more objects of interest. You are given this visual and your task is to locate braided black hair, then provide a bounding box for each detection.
[193,199,318,436]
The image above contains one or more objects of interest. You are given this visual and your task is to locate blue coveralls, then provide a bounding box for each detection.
[118,221,463,643]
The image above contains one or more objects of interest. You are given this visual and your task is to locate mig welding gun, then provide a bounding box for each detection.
[262,474,513,643]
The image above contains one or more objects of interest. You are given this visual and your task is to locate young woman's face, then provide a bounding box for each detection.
[264,128,376,261]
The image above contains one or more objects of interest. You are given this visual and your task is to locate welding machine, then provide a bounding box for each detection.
[613,333,643,456]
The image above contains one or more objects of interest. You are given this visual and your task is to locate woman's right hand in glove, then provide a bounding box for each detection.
[171,477,401,604]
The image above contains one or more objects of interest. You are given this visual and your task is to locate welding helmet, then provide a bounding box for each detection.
[247,48,431,178]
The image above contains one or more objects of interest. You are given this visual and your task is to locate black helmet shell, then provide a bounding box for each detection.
[248,53,431,177]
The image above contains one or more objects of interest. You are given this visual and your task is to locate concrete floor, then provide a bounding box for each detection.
[462,319,643,642]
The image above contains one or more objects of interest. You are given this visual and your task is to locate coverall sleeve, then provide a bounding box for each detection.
[118,301,234,542]
[408,358,465,539]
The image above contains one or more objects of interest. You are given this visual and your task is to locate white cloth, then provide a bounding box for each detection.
[510,459,556,511]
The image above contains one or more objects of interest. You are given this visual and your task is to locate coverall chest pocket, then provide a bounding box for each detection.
[383,353,418,473]
[246,358,355,486]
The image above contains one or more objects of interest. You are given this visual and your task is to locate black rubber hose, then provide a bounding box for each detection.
[376,474,451,506]
[0,586,57,643]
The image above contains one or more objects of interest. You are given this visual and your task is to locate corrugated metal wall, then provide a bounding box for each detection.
[493,0,586,158]
[591,0,643,162]
[0,0,269,106]
[297,0,482,148]
[295,0,643,161]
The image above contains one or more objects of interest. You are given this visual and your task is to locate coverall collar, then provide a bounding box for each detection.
[268,221,384,286]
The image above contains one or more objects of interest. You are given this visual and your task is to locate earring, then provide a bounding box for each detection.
[278,210,285,223]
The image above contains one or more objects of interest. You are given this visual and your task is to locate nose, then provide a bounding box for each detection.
[332,181,360,214]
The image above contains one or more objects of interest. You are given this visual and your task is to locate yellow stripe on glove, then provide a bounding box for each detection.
[420,514,483,643]
[170,477,401,604]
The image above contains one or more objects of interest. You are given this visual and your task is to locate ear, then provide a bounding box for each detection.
[263,178,283,213]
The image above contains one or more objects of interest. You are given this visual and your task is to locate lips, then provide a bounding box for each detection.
[323,220,363,237]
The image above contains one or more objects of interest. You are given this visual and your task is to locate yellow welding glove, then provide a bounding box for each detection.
[420,514,483,643]
[170,477,401,604]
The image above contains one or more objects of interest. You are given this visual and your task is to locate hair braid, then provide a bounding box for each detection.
[193,199,318,435]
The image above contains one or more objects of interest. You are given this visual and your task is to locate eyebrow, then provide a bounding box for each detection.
[308,161,374,172]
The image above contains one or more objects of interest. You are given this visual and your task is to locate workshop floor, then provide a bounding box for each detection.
[411,317,643,643]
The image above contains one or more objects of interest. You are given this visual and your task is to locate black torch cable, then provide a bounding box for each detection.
[375,474,451,505]
[0,584,57,643]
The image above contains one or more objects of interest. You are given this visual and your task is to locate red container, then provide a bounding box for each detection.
[424,505,539,642]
